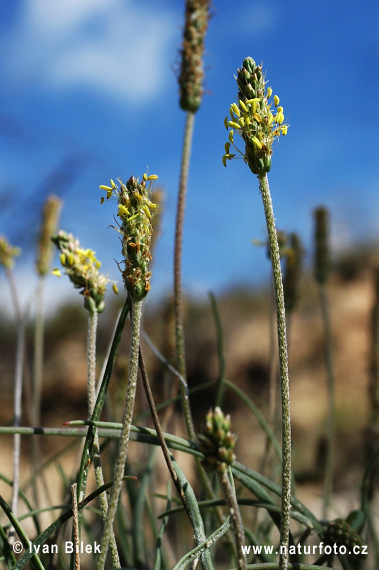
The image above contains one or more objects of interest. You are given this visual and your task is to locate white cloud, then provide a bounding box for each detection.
[2,0,178,103]
[240,3,279,35]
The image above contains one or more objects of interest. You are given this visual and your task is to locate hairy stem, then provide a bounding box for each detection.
[174,110,197,441]
[221,469,247,569]
[87,308,120,567]
[97,298,143,570]
[258,174,291,570]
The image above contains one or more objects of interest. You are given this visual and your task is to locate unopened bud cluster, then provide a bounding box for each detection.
[199,407,236,474]
[0,236,21,269]
[223,57,289,175]
[325,518,367,560]
[178,0,210,113]
[100,174,157,302]
[52,230,109,314]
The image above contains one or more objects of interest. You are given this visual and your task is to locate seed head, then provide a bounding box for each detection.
[178,0,211,113]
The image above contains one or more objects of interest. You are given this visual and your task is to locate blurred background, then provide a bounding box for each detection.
[0,0,378,311]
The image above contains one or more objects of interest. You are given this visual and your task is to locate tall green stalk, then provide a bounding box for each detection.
[223,57,291,570]
[97,173,158,568]
[87,308,120,568]
[259,174,291,570]
[174,110,197,441]
[97,298,143,569]
[175,0,210,441]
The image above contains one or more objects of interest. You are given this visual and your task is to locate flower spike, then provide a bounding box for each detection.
[51,231,109,314]
[101,174,157,302]
[222,57,289,175]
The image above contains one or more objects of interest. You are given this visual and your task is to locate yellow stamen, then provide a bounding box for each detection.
[231,103,240,117]
[118,204,130,217]
[239,99,248,113]
[252,136,263,149]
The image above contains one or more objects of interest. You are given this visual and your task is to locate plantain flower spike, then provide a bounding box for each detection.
[100,174,157,302]
[283,233,304,313]
[0,236,21,269]
[314,206,330,285]
[178,0,211,113]
[199,407,236,474]
[223,57,289,175]
[51,230,109,314]
[36,194,62,276]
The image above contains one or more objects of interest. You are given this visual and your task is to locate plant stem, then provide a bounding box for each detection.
[97,298,143,570]
[174,110,197,441]
[220,468,247,569]
[71,483,80,570]
[33,277,44,427]
[258,174,291,570]
[87,309,98,417]
[5,267,24,543]
[138,346,191,517]
[87,308,120,567]
[318,284,335,518]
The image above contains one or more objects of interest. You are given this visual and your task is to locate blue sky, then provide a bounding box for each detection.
[0,0,378,311]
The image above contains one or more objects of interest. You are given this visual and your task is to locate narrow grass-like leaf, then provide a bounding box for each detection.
[231,562,335,570]
[10,477,135,570]
[75,297,129,504]
[134,447,160,568]
[232,462,322,534]
[0,495,44,570]
[171,456,214,569]
[172,516,230,570]
[154,481,172,570]
[0,473,41,536]
[224,380,282,463]
[159,498,311,528]
[0,522,16,569]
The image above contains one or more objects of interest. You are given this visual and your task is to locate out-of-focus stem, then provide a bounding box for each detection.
[319,284,335,518]
[174,110,197,441]
[5,267,24,542]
